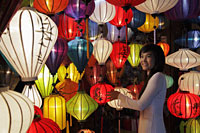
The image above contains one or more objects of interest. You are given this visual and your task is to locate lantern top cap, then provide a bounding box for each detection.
[20,7,37,12]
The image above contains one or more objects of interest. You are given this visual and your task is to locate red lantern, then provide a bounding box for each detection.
[157,42,170,56]
[106,0,146,7]
[90,83,114,105]
[110,41,130,69]
[33,0,69,14]
[34,106,43,117]
[167,90,200,119]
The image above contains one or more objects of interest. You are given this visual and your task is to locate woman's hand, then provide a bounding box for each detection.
[106,90,120,101]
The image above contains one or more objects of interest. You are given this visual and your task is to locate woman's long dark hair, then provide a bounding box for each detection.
[138,44,165,99]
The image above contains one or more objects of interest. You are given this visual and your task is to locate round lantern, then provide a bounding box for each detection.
[89,0,116,25]
[33,0,69,14]
[157,42,170,56]
[165,49,200,71]
[0,7,58,82]
[165,74,174,89]
[43,94,66,130]
[167,90,200,119]
[67,91,98,121]
[92,38,113,65]
[110,41,130,69]
[137,13,159,33]
[35,65,58,98]
[107,87,133,110]
[127,43,143,67]
[0,87,34,133]
[179,118,200,133]
[178,71,200,95]
[22,84,42,108]
[90,83,114,105]
[106,0,146,7]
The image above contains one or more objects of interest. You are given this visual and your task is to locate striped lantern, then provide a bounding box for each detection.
[43,94,66,130]
[179,118,200,133]
[157,42,170,56]
[0,87,34,133]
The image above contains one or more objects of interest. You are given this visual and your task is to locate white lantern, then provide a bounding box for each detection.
[0,87,34,133]
[0,7,58,82]
[92,38,113,65]
[89,0,116,25]
[178,71,200,95]
[107,87,133,110]
[135,0,179,14]
[22,84,42,108]
[166,49,200,71]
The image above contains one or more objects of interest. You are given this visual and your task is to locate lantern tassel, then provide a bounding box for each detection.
[118,111,120,133]
[66,120,70,133]
[86,17,89,59]
[70,114,72,127]
[154,26,156,45]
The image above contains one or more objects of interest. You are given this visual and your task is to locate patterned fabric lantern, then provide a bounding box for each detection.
[33,0,69,14]
[165,0,200,20]
[92,38,113,65]
[110,41,130,69]
[46,37,68,76]
[165,74,174,89]
[127,43,143,67]
[0,87,34,133]
[167,90,200,119]
[165,49,200,71]
[89,0,116,25]
[0,7,58,82]
[157,42,170,56]
[67,91,98,121]
[137,13,159,33]
[179,118,200,133]
[67,37,93,74]
[43,94,66,130]
[58,14,86,41]
[106,0,146,7]
[178,71,200,95]
[90,83,114,105]
[22,84,42,108]
[35,65,58,98]
[107,87,133,110]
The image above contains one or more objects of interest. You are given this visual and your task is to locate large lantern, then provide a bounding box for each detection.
[167,90,200,119]
[106,0,146,7]
[0,7,58,82]
[33,0,69,14]
[157,42,170,56]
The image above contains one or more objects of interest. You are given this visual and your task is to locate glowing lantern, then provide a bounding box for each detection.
[35,65,58,98]
[167,90,200,119]
[110,41,130,69]
[165,49,200,71]
[127,43,143,67]
[178,71,200,95]
[90,83,114,105]
[0,86,34,133]
[127,82,144,97]
[67,91,98,121]
[179,118,200,133]
[0,7,58,82]
[92,38,113,65]
[43,94,66,130]
[106,0,146,7]
[157,42,170,56]
[33,0,69,14]
[137,13,159,33]
[165,74,174,89]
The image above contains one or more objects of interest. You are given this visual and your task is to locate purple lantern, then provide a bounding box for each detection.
[165,0,200,20]
[64,0,95,21]
[46,37,68,75]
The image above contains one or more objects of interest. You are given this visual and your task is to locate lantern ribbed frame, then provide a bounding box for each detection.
[165,49,200,71]
[157,42,170,56]
[165,74,174,89]
[106,0,146,7]
[179,118,200,133]
[0,7,58,82]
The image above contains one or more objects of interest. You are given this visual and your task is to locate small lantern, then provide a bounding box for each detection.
[157,42,170,56]
[165,74,174,89]
[179,118,200,133]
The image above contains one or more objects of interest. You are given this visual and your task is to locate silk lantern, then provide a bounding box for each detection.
[46,37,68,76]
[127,43,143,67]
[165,49,200,71]
[0,86,34,133]
[167,90,200,119]
[178,71,200,95]
[43,94,66,130]
[90,83,114,105]
[157,42,170,56]
[67,37,93,74]
[179,118,200,133]
[165,74,174,89]
[35,65,58,98]
[0,7,58,82]
[33,0,69,14]
[67,91,98,121]
[110,41,130,69]
[92,38,113,65]
[106,0,146,7]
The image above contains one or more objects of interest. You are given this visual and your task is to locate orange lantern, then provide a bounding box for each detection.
[157,42,170,56]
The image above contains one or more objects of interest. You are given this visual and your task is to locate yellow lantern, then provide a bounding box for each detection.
[127,43,143,67]
[43,94,66,130]
[137,14,159,33]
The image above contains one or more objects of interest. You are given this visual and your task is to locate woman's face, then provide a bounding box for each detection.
[140,51,155,75]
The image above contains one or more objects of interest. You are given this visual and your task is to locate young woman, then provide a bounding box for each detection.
[107,44,167,133]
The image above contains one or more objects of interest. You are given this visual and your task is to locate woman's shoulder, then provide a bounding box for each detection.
[151,72,165,80]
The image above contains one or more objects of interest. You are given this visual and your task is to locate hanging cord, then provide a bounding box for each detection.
[152,14,157,45]
[118,111,121,133]
[86,16,90,59]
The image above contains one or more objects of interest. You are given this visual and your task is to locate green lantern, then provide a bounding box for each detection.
[165,74,174,88]
[127,43,143,67]
[180,118,200,133]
